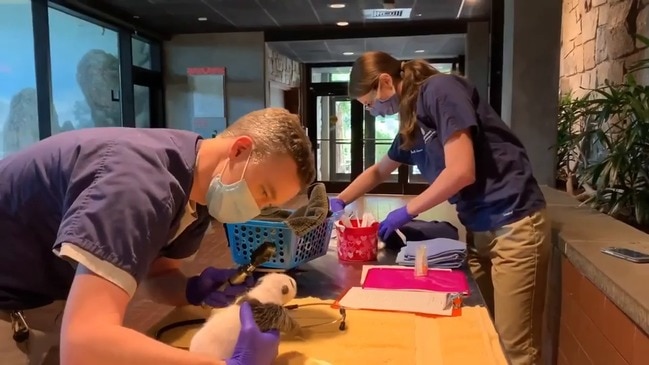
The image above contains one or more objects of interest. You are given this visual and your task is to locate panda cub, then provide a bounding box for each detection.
[189,273,301,359]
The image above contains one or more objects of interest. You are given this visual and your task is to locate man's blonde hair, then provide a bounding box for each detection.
[222,108,315,188]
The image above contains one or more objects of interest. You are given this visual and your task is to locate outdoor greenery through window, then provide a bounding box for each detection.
[312,62,454,182]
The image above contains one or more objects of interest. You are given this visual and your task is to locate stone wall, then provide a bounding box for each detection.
[560,0,649,96]
[265,44,300,88]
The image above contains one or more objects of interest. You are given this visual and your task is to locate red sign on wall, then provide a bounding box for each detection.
[186,67,226,75]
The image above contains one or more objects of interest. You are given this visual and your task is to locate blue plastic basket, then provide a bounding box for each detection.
[224,213,339,270]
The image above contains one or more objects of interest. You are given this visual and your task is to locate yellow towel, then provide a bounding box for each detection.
[150,297,507,365]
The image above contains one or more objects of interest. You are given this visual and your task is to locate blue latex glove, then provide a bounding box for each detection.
[185,267,254,307]
[329,197,346,212]
[226,302,280,365]
[378,206,417,241]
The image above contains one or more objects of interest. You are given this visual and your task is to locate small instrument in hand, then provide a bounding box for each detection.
[218,241,278,291]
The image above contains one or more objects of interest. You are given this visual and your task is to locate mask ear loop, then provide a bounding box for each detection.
[218,147,253,184]
[238,149,253,181]
[218,158,229,177]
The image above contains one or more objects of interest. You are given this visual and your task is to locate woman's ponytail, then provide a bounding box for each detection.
[397,60,439,149]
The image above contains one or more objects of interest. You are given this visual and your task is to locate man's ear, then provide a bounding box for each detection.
[228,136,254,159]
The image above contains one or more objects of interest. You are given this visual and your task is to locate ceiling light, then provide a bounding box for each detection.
[415,50,425,53]
[133,15,140,19]
[336,21,349,26]
[329,3,346,8]
[198,17,208,21]
[343,52,354,56]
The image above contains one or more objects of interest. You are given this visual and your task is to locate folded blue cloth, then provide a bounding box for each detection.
[396,251,464,269]
[395,238,467,269]
[383,220,459,251]
[402,238,466,258]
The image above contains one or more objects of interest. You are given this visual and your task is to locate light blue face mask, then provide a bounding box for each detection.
[368,83,400,117]
[205,152,261,223]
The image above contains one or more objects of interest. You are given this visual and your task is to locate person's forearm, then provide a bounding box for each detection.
[406,168,475,216]
[338,166,385,204]
[61,324,224,365]
[142,269,190,306]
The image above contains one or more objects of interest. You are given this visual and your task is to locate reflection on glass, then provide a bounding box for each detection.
[132,37,152,70]
[431,63,453,74]
[0,0,39,158]
[364,112,428,184]
[311,67,352,83]
[49,8,122,134]
[134,85,150,128]
[312,64,452,84]
[409,165,427,184]
[316,96,352,182]
[362,113,399,183]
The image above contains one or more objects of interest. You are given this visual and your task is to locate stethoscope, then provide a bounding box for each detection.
[284,302,347,331]
[154,302,347,350]
[157,243,348,348]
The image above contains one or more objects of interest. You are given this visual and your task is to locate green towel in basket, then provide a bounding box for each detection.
[257,183,330,237]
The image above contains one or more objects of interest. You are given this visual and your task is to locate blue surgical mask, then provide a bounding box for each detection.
[368,83,399,117]
[205,152,261,223]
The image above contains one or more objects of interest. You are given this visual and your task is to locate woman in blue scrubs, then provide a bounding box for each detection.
[330,51,550,365]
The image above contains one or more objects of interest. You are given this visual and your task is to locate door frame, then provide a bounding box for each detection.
[305,63,442,196]
[307,81,427,195]
[133,66,165,128]
[306,82,364,193]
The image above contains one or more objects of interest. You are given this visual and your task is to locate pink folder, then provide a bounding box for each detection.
[362,267,470,295]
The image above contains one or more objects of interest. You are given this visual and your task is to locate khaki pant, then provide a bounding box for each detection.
[469,209,550,365]
[0,301,64,365]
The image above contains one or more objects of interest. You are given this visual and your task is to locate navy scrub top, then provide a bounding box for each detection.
[0,128,211,310]
[388,74,546,232]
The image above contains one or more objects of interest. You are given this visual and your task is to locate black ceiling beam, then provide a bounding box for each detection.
[264,19,478,42]
[48,0,171,41]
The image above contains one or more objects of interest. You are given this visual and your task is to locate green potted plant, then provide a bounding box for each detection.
[555,35,649,231]
[555,93,588,194]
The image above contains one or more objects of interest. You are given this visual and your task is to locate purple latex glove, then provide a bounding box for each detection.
[226,302,280,365]
[378,206,417,241]
[329,197,346,212]
[185,267,254,307]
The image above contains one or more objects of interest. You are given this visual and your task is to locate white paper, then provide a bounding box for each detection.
[338,211,376,228]
[339,287,453,316]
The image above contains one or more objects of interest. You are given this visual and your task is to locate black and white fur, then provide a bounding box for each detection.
[189,273,300,359]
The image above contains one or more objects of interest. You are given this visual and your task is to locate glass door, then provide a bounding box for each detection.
[362,112,428,195]
[133,70,164,128]
[316,95,353,182]
[132,37,164,128]
[363,112,400,183]
[306,66,429,195]
[308,81,364,193]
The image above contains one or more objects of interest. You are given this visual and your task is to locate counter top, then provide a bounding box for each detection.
[541,186,649,335]
[148,239,507,364]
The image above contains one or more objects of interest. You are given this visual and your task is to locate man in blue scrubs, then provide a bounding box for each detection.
[331,52,550,365]
[0,107,315,365]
